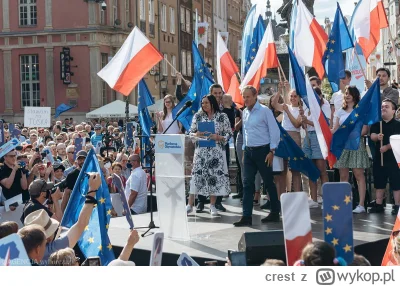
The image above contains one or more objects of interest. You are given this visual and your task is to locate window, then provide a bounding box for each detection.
[171,55,177,77]
[113,0,118,24]
[101,54,108,105]
[170,7,175,34]
[100,5,106,24]
[161,4,167,32]
[181,50,187,76]
[185,9,191,33]
[162,54,168,76]
[140,0,145,20]
[125,0,130,23]
[149,0,155,24]
[20,55,40,107]
[180,6,185,31]
[187,52,192,76]
[19,0,37,26]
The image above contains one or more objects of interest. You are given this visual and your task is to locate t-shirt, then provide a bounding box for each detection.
[222,108,236,129]
[91,133,103,146]
[41,236,70,265]
[124,167,148,214]
[66,168,80,190]
[304,99,332,131]
[0,164,27,200]
[335,108,352,126]
[282,105,300,132]
[371,118,400,165]
[161,112,181,134]
[330,90,343,116]
[21,199,53,223]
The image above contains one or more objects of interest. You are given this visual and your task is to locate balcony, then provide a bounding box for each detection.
[149,23,155,38]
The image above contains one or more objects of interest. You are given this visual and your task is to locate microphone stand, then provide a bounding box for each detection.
[163,114,181,134]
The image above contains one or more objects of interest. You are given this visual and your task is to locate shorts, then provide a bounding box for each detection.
[302,131,323,160]
[373,163,400,190]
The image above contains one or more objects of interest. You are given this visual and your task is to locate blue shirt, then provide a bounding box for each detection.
[91,133,103,146]
[242,101,280,149]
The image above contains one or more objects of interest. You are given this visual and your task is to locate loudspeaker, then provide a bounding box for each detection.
[238,230,286,266]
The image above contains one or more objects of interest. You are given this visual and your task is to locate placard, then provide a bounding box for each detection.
[149,232,164,266]
[24,107,51,127]
[0,234,31,266]
[155,134,184,154]
[177,252,199,266]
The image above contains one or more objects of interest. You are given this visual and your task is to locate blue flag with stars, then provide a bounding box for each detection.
[125,122,135,148]
[61,148,115,266]
[55,103,75,118]
[322,3,354,93]
[138,79,155,165]
[322,182,354,264]
[288,47,310,109]
[275,123,320,182]
[331,78,381,159]
[173,41,214,131]
[244,15,265,76]
[8,124,21,139]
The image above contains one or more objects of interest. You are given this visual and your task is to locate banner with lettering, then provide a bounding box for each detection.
[24,107,51,127]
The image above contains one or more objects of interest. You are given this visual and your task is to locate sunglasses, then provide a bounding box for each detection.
[68,151,75,154]
[18,156,28,159]
[57,138,63,141]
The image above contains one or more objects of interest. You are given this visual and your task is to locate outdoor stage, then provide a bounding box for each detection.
[109,196,395,266]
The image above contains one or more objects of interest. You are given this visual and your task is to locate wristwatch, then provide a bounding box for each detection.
[270,149,275,154]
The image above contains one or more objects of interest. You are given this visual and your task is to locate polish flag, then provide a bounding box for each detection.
[382,210,400,266]
[306,75,337,167]
[3,247,11,266]
[98,27,163,96]
[239,22,278,91]
[353,0,388,61]
[390,135,400,168]
[281,192,313,266]
[294,0,328,79]
[216,33,244,107]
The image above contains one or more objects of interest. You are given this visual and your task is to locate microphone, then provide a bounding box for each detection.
[175,100,193,117]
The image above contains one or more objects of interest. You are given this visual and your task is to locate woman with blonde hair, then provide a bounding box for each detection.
[49,248,80,266]
[156,94,181,134]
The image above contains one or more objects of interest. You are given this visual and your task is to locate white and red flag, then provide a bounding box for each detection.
[281,192,313,266]
[239,22,278,92]
[98,27,163,96]
[306,75,337,167]
[382,210,400,265]
[353,0,388,61]
[216,32,243,107]
[294,0,328,79]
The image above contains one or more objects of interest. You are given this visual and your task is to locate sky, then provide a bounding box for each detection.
[250,0,357,25]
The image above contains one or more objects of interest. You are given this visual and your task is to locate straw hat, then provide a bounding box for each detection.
[24,209,59,239]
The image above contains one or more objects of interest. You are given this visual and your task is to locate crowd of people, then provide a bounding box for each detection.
[0,67,400,266]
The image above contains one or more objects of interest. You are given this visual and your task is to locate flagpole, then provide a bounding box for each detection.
[353,49,367,79]
[277,58,287,81]
[164,58,190,85]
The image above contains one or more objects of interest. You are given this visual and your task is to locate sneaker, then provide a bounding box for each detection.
[210,205,218,216]
[253,200,260,206]
[317,196,323,204]
[186,205,193,214]
[215,203,226,212]
[263,195,268,200]
[308,200,319,209]
[260,200,271,209]
[391,205,399,215]
[368,203,384,213]
[353,205,366,214]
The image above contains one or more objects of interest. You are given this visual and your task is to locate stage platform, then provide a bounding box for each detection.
[109,196,395,266]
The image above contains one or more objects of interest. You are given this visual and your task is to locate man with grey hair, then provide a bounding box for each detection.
[62,145,75,169]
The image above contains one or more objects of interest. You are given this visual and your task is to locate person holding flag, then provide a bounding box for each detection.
[369,99,400,214]
[365,68,399,105]
[331,86,370,214]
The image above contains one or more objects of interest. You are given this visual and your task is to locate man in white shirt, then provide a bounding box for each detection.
[125,154,148,215]
[330,70,352,124]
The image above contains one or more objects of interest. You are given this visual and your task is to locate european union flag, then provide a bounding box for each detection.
[73,137,84,160]
[331,78,381,158]
[138,79,155,165]
[275,123,320,182]
[288,47,309,108]
[125,122,135,148]
[322,3,354,93]
[8,124,21,139]
[61,148,115,265]
[322,182,354,264]
[244,15,265,76]
[0,121,4,147]
[55,103,74,118]
[172,42,214,131]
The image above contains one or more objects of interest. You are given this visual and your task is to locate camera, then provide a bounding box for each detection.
[18,161,26,169]
[101,2,107,10]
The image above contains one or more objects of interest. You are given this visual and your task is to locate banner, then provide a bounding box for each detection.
[24,107,51,127]
[197,22,209,48]
[0,234,31,266]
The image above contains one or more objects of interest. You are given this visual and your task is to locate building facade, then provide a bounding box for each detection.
[227,0,242,66]
[213,0,227,69]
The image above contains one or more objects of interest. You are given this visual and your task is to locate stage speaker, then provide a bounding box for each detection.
[238,230,286,266]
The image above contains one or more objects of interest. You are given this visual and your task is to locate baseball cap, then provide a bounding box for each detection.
[28,179,54,197]
[76,150,87,159]
[53,162,65,172]
[94,124,102,130]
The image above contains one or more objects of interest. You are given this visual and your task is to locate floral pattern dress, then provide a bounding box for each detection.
[189,111,233,196]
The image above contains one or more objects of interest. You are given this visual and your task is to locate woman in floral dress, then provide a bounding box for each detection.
[186,94,233,216]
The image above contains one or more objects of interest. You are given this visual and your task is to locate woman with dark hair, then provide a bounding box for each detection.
[301,86,330,209]
[186,94,233,216]
[156,94,181,134]
[332,86,369,214]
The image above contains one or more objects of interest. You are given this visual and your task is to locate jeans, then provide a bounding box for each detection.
[242,145,280,217]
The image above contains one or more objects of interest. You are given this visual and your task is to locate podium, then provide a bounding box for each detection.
[154,134,195,241]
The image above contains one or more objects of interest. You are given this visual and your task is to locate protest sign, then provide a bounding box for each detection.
[0,234,31,266]
[177,252,199,266]
[149,232,164,266]
[24,107,51,127]
[0,138,20,159]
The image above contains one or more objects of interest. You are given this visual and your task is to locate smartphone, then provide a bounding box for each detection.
[35,147,39,152]
[230,252,247,266]
[204,260,218,266]
[82,256,101,266]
